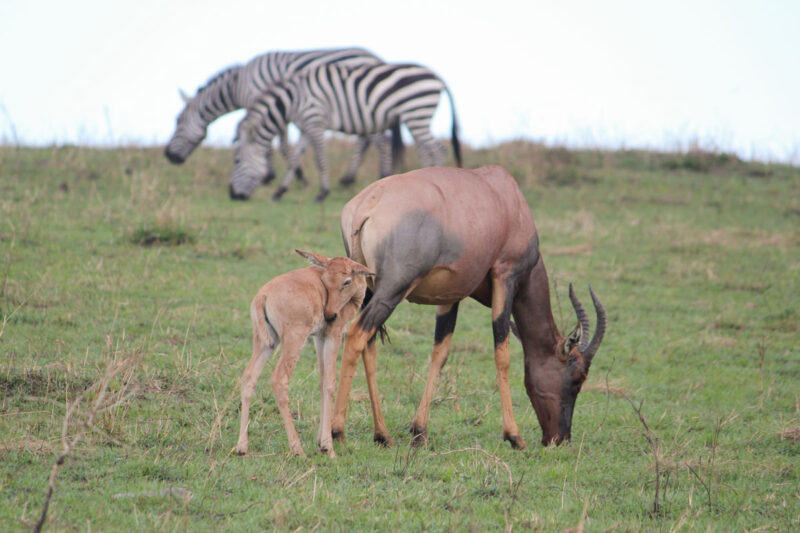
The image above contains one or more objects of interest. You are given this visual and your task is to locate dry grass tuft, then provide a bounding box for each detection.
[778,426,800,443]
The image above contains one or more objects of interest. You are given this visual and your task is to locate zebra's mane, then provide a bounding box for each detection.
[196,65,242,94]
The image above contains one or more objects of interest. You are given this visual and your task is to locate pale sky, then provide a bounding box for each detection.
[2,0,799,163]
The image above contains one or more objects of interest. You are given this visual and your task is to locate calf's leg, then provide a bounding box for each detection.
[270,330,308,457]
[235,330,276,455]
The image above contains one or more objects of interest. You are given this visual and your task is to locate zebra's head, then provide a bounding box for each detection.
[165,90,208,164]
[229,119,273,200]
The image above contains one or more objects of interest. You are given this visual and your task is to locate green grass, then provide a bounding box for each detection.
[1,141,798,531]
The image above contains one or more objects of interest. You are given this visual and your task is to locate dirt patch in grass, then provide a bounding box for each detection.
[779,427,800,443]
[131,224,195,247]
[0,368,94,398]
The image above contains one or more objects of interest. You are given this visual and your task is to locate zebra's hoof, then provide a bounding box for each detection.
[314,189,329,203]
[294,167,308,184]
[272,186,288,201]
[262,171,276,185]
[339,175,356,187]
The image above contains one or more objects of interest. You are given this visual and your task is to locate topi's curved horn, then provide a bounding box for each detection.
[581,284,606,361]
[569,283,591,351]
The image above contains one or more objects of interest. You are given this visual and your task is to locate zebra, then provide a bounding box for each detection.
[229,62,461,202]
[164,47,400,184]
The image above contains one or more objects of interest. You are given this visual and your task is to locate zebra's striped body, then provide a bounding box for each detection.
[230,63,461,202]
[165,48,389,179]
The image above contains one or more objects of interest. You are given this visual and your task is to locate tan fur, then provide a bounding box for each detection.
[332,166,606,447]
[234,250,373,458]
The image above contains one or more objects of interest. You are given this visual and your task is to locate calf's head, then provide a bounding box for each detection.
[295,250,374,322]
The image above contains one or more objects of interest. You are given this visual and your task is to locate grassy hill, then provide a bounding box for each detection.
[1,141,798,531]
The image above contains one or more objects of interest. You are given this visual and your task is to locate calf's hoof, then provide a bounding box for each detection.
[409,425,428,447]
[290,446,307,458]
[271,186,288,201]
[232,444,248,456]
[503,433,527,450]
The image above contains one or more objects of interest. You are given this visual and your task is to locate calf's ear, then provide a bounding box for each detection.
[347,258,375,277]
[295,249,330,267]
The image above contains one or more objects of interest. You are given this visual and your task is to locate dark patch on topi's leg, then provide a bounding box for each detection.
[373,433,392,447]
[409,424,427,446]
[433,302,459,345]
[492,316,511,348]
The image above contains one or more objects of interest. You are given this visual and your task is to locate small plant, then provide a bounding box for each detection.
[130,222,195,247]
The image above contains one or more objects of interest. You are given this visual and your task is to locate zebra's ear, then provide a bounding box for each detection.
[179,89,191,104]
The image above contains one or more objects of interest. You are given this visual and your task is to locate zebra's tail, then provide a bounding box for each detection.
[390,121,405,174]
[444,86,462,168]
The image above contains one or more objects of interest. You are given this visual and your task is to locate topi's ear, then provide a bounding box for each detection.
[562,324,582,359]
[295,249,330,268]
[179,89,191,103]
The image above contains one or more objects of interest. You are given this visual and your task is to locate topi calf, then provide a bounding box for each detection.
[234,250,373,458]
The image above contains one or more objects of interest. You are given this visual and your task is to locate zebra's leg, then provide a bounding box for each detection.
[272,135,310,201]
[339,136,370,187]
[277,131,308,185]
[404,116,446,167]
[307,126,330,203]
[373,132,393,178]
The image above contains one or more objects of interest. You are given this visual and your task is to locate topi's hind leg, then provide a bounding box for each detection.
[331,321,373,442]
[362,337,391,446]
[332,284,408,443]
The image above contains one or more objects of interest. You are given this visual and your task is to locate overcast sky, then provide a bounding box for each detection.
[2,0,798,163]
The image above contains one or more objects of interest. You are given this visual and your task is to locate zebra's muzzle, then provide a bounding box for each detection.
[164,147,186,164]
[229,184,250,201]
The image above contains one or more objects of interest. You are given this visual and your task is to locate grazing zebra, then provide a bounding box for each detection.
[164,48,399,183]
[229,62,461,202]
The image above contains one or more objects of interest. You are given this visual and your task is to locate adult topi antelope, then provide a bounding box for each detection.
[234,250,373,458]
[332,166,606,448]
